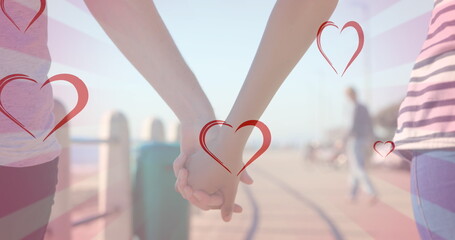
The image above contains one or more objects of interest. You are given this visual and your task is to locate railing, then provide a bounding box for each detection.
[45,100,180,240]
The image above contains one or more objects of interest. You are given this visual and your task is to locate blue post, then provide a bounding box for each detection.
[133,143,189,240]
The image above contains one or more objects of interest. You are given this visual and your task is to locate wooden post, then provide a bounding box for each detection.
[98,111,131,240]
[142,117,165,142]
[45,100,72,240]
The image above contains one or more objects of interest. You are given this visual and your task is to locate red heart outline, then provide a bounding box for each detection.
[373,141,395,158]
[316,21,364,76]
[199,120,271,176]
[0,74,89,141]
[0,0,46,32]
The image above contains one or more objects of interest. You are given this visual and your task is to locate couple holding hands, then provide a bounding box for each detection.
[3,0,455,239]
[88,0,338,222]
[100,0,455,239]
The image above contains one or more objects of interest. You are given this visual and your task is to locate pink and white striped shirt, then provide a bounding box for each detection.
[0,0,60,167]
[394,0,455,150]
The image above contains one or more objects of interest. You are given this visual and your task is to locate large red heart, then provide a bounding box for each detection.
[199,120,271,176]
[373,141,395,158]
[0,0,46,32]
[316,21,364,76]
[0,73,88,141]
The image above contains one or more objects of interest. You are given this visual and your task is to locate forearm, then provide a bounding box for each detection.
[84,0,214,123]
[224,0,338,148]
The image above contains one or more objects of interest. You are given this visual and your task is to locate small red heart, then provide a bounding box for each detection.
[316,21,364,76]
[0,74,89,141]
[199,120,271,176]
[0,0,46,32]
[373,141,395,158]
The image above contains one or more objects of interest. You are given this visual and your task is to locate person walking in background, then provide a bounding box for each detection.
[393,0,455,239]
[345,87,378,203]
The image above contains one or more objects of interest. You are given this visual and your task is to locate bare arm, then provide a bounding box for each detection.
[83,0,214,124]
[83,0,238,211]
[223,0,338,149]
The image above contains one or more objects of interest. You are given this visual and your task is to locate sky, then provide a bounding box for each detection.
[46,0,434,146]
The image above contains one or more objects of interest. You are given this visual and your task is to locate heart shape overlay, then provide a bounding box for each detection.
[316,21,364,76]
[373,141,395,158]
[199,120,271,176]
[0,0,46,32]
[0,73,89,141]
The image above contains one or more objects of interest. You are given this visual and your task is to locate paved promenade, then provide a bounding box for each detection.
[67,149,418,240]
[190,149,419,240]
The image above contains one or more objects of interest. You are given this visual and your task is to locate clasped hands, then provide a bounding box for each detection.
[173,120,254,222]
